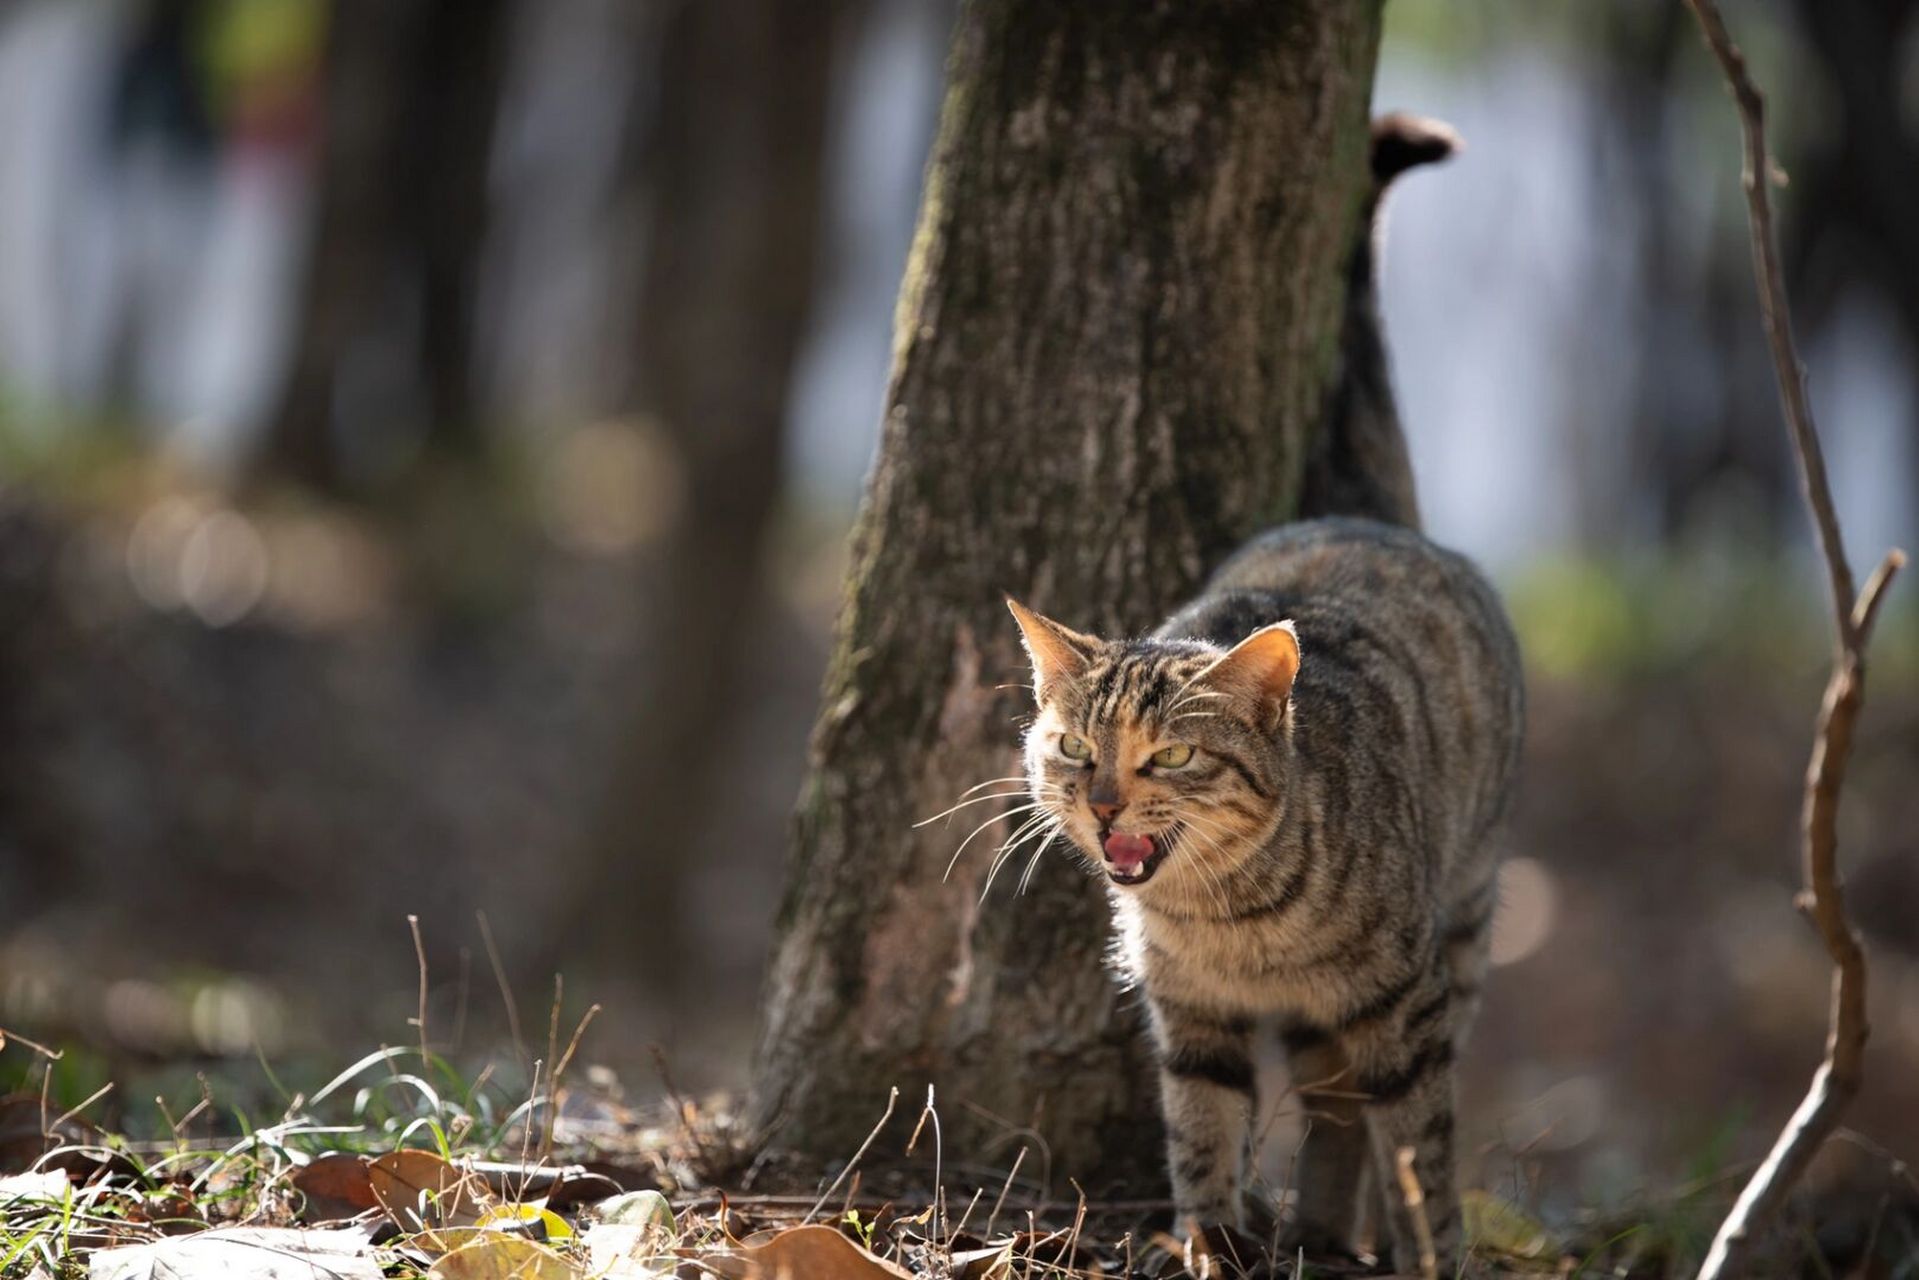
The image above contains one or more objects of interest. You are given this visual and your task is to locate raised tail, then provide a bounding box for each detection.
[1296,112,1460,531]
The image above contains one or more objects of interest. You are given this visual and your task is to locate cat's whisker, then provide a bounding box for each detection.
[1167,809,1238,918]
[1164,825,1221,917]
[983,805,1059,864]
[1016,840,1052,895]
[985,810,1056,876]
[940,802,1053,882]
[916,788,1055,828]
[980,815,1061,903]
[958,775,1038,797]
[1170,806,1235,839]
[1178,828,1233,919]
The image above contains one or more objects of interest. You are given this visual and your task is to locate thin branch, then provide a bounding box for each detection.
[0,1026,64,1060]
[1684,3,1908,1277]
[475,910,528,1073]
[1395,1146,1438,1280]
[803,1086,899,1224]
[406,915,430,1065]
[1852,549,1907,645]
[1683,1,1855,648]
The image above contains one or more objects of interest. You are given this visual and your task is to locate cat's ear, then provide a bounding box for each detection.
[1006,598,1098,701]
[1200,621,1300,718]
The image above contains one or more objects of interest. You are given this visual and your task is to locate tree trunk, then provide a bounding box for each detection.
[259,0,511,493]
[751,0,1384,1191]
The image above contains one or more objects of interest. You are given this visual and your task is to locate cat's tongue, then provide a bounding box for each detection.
[1102,831,1156,873]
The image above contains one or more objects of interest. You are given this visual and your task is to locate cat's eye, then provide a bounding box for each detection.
[1151,743,1195,769]
[1059,733,1093,761]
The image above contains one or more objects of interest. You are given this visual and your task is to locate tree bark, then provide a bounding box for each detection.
[751,0,1384,1190]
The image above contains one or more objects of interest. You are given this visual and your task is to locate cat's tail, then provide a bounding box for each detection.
[1296,112,1459,532]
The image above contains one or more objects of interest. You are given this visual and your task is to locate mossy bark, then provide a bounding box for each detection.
[752,0,1385,1191]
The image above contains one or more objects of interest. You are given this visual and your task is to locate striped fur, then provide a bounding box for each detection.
[1010,518,1523,1270]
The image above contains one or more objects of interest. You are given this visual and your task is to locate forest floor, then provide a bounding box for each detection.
[5,481,1919,1277]
[0,1031,1897,1280]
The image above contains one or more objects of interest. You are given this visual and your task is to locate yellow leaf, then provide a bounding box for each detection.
[479,1203,575,1241]
[1462,1189,1556,1261]
[428,1235,580,1280]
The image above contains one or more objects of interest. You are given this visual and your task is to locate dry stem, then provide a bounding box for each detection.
[1394,1146,1438,1280]
[406,914,429,1065]
[1685,2,1907,1276]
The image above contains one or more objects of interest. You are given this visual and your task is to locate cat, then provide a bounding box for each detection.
[1004,116,1523,1272]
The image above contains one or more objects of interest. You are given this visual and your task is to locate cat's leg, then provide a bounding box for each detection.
[1343,973,1462,1274]
[1149,995,1256,1231]
[1277,1025,1368,1256]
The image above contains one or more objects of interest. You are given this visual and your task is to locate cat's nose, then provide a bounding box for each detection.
[1089,795,1124,824]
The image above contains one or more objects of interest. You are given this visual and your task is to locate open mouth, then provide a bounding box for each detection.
[1101,828,1172,886]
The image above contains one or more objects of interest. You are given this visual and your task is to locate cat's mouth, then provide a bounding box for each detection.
[1101,827,1171,886]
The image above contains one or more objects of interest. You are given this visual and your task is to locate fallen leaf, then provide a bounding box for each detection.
[950,1241,1014,1280]
[291,1152,377,1221]
[1462,1189,1555,1259]
[478,1202,574,1241]
[89,1227,381,1280]
[427,1234,579,1280]
[583,1224,675,1278]
[594,1189,674,1232]
[0,1168,70,1205]
[707,1223,914,1280]
[368,1149,496,1247]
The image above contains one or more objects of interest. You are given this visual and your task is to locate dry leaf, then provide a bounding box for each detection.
[427,1235,579,1280]
[707,1223,914,1280]
[594,1189,674,1232]
[950,1242,1014,1280]
[0,1169,71,1206]
[582,1224,676,1278]
[291,1152,377,1221]
[368,1149,496,1246]
[89,1227,381,1280]
[1461,1189,1554,1259]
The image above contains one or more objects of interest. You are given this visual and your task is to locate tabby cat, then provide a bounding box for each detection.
[1004,118,1524,1271]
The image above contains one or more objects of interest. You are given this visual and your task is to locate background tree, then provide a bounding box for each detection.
[259,0,513,494]
[561,0,854,1010]
[751,0,1391,1186]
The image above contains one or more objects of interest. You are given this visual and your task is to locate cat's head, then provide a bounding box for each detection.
[1007,599,1299,893]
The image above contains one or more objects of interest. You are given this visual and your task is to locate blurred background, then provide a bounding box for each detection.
[0,0,1915,1231]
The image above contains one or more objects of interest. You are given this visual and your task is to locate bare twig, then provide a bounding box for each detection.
[51,1083,115,1134]
[986,1143,1027,1238]
[540,1001,602,1163]
[475,910,528,1072]
[0,1026,63,1060]
[1684,3,1908,1277]
[551,1004,601,1089]
[802,1086,899,1224]
[651,1046,716,1172]
[905,1085,944,1243]
[406,915,430,1064]
[1394,1146,1438,1280]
